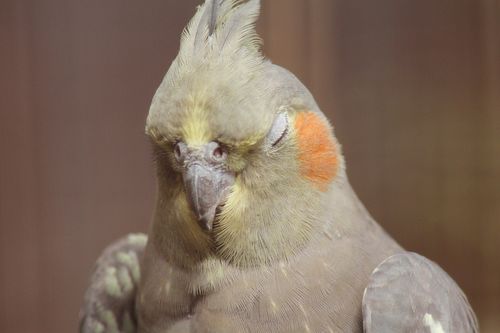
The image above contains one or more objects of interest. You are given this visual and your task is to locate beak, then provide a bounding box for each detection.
[182,163,235,231]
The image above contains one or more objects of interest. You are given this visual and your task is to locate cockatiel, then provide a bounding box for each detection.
[80,1,479,332]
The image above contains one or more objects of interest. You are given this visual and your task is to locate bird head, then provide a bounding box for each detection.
[146,0,345,268]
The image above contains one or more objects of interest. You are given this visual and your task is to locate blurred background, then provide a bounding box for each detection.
[1,0,499,332]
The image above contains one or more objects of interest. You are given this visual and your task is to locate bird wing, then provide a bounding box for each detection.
[362,252,478,333]
[79,233,147,333]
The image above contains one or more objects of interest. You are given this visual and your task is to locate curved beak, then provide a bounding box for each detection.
[182,164,235,231]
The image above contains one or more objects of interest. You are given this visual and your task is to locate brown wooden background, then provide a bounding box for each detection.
[1,0,499,332]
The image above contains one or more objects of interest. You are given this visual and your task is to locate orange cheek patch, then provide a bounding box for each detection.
[294,112,338,191]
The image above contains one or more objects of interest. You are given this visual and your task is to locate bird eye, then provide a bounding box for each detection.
[265,112,289,148]
[213,146,225,159]
[208,141,227,162]
[173,141,186,162]
[174,144,181,160]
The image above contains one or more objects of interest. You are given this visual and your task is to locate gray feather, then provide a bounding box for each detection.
[208,0,220,34]
[218,0,261,49]
[79,234,148,333]
[194,0,216,51]
[362,252,478,333]
[191,0,261,55]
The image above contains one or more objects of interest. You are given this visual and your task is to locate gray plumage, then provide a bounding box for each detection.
[363,253,478,333]
[80,234,147,333]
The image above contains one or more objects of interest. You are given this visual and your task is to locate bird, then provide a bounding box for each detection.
[79,1,479,332]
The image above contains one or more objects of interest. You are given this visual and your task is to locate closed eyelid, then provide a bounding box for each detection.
[265,112,289,148]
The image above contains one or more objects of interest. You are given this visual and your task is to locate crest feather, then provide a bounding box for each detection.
[182,0,262,56]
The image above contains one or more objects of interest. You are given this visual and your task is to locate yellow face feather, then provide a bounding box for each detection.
[216,178,248,234]
[181,96,212,146]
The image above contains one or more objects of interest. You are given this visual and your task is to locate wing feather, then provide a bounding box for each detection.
[79,234,147,333]
[362,252,478,333]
